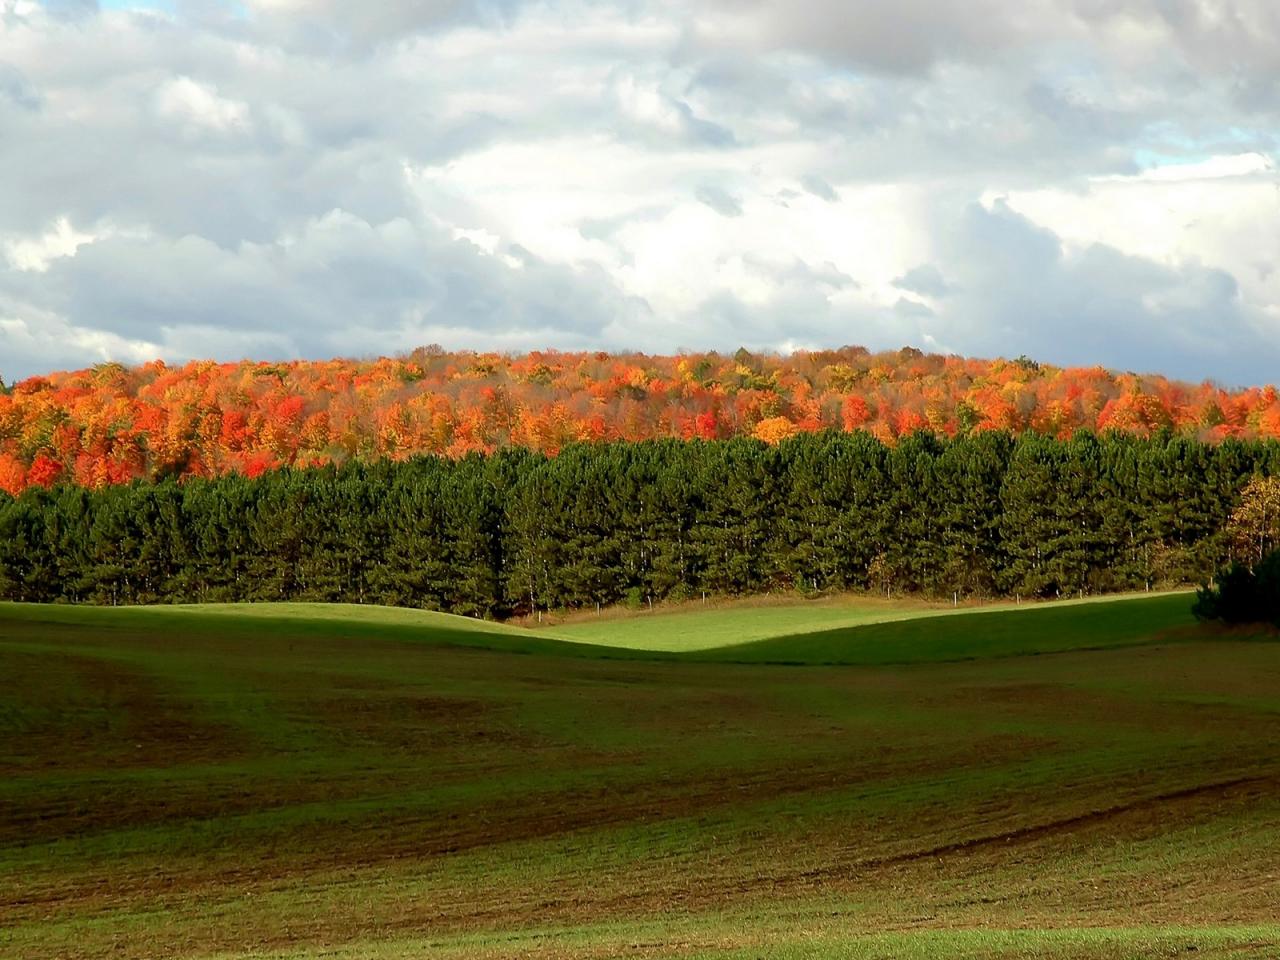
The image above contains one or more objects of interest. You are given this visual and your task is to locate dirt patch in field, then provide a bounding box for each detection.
[0,650,247,778]
[297,692,521,753]
[836,773,1277,873]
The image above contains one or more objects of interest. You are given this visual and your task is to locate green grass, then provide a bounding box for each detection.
[545,590,1192,652]
[149,600,536,634]
[544,594,961,650]
[2,592,1277,960]
[0,590,1198,667]
[698,591,1199,664]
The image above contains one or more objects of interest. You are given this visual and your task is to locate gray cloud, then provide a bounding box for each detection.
[894,264,951,298]
[603,67,738,149]
[694,183,743,217]
[242,0,528,54]
[800,174,839,203]
[707,0,1039,74]
[0,63,39,111]
[925,201,1280,384]
[703,0,1280,82]
[41,0,99,20]
[2,210,647,362]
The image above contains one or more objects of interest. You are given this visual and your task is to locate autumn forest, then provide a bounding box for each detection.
[4,345,1280,495]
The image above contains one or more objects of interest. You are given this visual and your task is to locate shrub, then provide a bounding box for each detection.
[1194,550,1280,627]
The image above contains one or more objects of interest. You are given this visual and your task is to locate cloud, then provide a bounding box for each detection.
[40,0,98,21]
[894,264,951,298]
[925,199,1280,383]
[242,0,525,52]
[154,76,251,137]
[0,300,160,381]
[697,0,1056,74]
[1,208,648,364]
[800,174,839,203]
[2,217,98,272]
[609,71,737,147]
[0,0,1277,385]
[697,0,1280,82]
[694,183,743,217]
[0,62,39,110]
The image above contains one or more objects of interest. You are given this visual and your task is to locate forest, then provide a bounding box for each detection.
[3,431,1278,616]
[4,346,1280,496]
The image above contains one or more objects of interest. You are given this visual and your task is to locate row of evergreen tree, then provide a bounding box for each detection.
[2,431,1277,617]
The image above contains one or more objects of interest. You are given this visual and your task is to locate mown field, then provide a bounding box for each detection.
[2,593,1279,959]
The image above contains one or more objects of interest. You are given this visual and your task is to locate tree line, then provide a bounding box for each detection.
[2,430,1278,617]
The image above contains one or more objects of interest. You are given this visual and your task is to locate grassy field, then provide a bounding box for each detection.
[2,594,1279,959]
[539,593,963,650]
[542,590,1192,652]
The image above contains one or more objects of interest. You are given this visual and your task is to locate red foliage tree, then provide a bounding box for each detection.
[27,454,64,488]
[0,453,26,496]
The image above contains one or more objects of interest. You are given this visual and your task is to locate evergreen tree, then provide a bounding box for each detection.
[2,432,1278,616]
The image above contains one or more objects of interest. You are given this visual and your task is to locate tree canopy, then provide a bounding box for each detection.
[3,347,1280,495]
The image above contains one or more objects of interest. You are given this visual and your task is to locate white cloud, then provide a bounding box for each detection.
[0,308,162,378]
[3,217,95,272]
[991,153,1280,336]
[155,76,251,136]
[1115,152,1275,182]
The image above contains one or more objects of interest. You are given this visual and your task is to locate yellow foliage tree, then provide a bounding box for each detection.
[753,416,797,445]
[1228,475,1280,565]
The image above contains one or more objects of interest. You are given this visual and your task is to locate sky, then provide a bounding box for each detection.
[1,0,1278,384]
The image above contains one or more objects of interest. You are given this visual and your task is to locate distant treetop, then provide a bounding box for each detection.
[1,345,1279,494]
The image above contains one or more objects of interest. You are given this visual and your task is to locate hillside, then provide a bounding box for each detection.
[4,595,1278,959]
[3,345,1280,493]
[543,589,1194,652]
